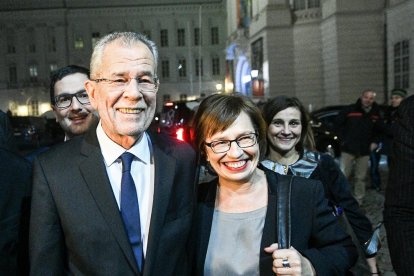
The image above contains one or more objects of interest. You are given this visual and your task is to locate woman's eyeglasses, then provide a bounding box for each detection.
[205,133,258,154]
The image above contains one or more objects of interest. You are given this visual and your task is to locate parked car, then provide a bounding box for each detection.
[310,105,344,157]
[10,116,62,152]
[155,99,199,143]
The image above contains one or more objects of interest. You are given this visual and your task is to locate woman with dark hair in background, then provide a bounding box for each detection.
[191,93,357,276]
[261,96,380,275]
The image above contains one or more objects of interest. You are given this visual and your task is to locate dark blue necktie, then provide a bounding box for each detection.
[120,152,144,272]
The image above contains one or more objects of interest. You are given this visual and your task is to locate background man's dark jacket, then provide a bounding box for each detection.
[335,99,382,156]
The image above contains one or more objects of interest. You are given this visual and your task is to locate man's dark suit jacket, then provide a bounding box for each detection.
[193,165,357,276]
[29,127,198,275]
[0,148,31,275]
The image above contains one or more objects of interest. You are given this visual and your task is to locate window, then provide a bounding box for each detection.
[74,36,84,49]
[293,0,306,10]
[48,36,56,52]
[28,28,36,53]
[7,43,16,54]
[50,63,58,72]
[160,29,168,47]
[48,28,56,52]
[177,29,185,47]
[178,59,186,77]
[91,32,100,48]
[29,64,38,82]
[394,40,410,89]
[308,0,320,8]
[195,59,203,76]
[211,27,219,45]
[6,30,16,54]
[251,38,263,71]
[239,0,253,28]
[143,30,151,40]
[212,57,220,75]
[9,66,17,87]
[161,60,170,78]
[29,99,39,116]
[29,43,36,53]
[194,28,201,46]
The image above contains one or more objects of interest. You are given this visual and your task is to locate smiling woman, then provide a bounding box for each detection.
[191,93,358,276]
[260,96,380,275]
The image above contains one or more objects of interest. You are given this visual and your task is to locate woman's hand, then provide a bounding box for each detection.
[264,243,316,275]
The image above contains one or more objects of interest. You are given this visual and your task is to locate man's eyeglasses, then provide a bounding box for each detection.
[205,133,258,154]
[91,76,159,93]
[54,90,90,109]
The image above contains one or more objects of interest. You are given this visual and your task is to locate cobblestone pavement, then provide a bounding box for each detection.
[359,167,396,276]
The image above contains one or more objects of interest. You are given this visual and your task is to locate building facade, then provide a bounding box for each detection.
[0,0,227,114]
[226,0,413,110]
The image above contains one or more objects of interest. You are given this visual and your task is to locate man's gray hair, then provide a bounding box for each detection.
[90,32,158,78]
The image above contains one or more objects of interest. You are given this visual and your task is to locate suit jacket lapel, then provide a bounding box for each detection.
[143,133,177,276]
[79,128,140,275]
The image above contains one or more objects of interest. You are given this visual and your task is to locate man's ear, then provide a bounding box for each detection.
[85,80,98,110]
[51,105,59,123]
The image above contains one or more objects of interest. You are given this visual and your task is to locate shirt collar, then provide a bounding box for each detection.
[96,121,151,167]
[261,150,319,178]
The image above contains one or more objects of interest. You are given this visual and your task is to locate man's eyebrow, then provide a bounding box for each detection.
[110,70,155,78]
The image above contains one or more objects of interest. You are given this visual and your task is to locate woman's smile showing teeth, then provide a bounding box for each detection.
[224,160,247,170]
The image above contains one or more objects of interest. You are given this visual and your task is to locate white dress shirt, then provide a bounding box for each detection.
[96,122,154,256]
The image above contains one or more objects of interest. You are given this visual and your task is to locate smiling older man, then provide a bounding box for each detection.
[30,32,197,276]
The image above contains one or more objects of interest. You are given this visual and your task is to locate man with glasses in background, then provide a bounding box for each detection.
[50,65,97,141]
[30,32,197,275]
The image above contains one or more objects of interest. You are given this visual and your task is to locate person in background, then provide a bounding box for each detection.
[384,94,414,276]
[381,88,407,167]
[50,65,98,141]
[370,88,407,191]
[0,124,32,275]
[0,110,18,153]
[24,65,98,162]
[30,32,198,275]
[261,96,380,275]
[335,89,382,204]
[192,93,357,275]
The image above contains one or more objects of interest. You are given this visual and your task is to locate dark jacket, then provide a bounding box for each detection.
[262,151,374,256]
[193,166,358,275]
[335,99,382,156]
[385,95,414,209]
[376,105,399,156]
[0,148,32,275]
[0,110,18,153]
[311,153,374,255]
[29,128,198,276]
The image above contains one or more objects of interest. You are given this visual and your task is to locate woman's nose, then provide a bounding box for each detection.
[226,140,244,157]
[281,124,291,134]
